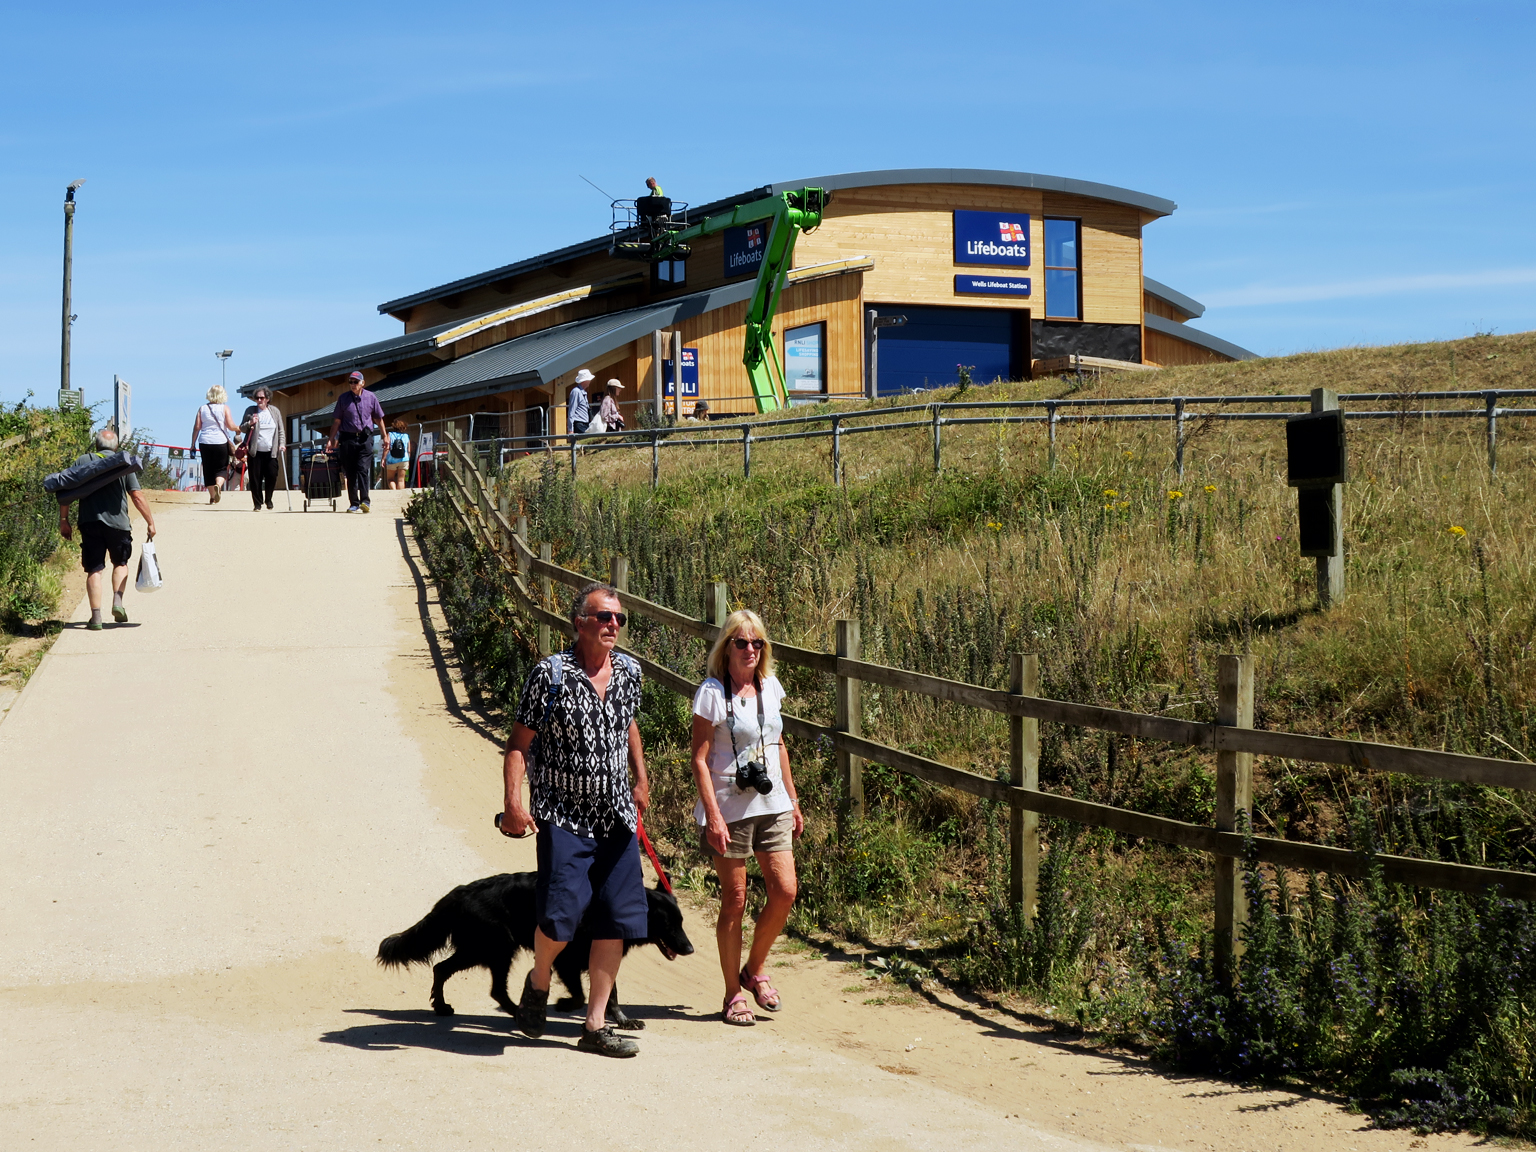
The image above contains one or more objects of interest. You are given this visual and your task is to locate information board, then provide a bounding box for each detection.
[953,210,1032,268]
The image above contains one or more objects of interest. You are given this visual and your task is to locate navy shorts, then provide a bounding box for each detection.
[535,823,647,942]
[79,523,133,575]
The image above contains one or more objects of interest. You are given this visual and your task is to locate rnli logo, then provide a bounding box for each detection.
[999,221,1024,242]
[747,225,764,249]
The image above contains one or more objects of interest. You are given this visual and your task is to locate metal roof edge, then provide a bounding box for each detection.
[1142,276,1206,319]
[769,168,1177,218]
[1144,312,1258,361]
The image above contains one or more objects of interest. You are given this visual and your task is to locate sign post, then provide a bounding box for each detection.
[1286,387,1347,607]
[113,375,132,442]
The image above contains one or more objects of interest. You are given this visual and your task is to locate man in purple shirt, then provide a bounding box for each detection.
[326,370,389,512]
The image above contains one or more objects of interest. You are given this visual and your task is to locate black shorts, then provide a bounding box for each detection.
[79,523,133,575]
[535,823,647,942]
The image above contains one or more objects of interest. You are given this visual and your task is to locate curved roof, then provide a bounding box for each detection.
[377,168,1175,317]
[1143,276,1205,319]
[1144,312,1258,361]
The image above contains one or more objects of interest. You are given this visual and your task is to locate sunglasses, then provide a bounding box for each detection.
[732,637,766,651]
[584,610,628,626]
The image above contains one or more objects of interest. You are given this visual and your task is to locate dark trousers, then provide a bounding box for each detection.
[249,451,278,507]
[338,436,373,507]
[199,442,231,489]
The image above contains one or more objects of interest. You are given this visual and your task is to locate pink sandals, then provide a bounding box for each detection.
[722,992,755,1026]
[740,967,782,1012]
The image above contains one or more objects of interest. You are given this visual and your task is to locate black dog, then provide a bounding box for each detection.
[377,872,693,1029]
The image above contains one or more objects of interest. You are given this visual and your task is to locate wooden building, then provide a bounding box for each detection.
[240,169,1255,452]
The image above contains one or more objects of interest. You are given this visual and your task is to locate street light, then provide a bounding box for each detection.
[61,179,86,403]
[216,349,234,393]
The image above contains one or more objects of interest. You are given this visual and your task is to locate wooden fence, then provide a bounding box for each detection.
[429,427,1536,975]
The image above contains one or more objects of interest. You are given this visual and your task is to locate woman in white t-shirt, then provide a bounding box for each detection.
[690,608,803,1026]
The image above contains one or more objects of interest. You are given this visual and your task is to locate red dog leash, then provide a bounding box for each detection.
[636,815,672,894]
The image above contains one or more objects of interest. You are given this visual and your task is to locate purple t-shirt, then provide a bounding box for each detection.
[335,388,384,435]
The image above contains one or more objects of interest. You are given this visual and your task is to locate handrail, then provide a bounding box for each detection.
[426,443,1536,906]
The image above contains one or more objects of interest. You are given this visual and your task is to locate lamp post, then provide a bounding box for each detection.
[60,179,85,401]
[216,349,233,392]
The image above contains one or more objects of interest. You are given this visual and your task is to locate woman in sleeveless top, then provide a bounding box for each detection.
[190,385,241,504]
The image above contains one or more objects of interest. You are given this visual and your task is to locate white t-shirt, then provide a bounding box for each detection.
[252,409,277,452]
[692,675,791,825]
[196,404,231,446]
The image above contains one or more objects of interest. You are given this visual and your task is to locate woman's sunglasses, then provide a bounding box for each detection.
[732,637,766,651]
[584,610,628,626]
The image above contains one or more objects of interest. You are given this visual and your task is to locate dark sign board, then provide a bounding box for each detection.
[724,221,771,279]
[955,274,1031,297]
[663,347,699,397]
[953,209,1031,268]
[1286,410,1348,487]
[1297,487,1340,556]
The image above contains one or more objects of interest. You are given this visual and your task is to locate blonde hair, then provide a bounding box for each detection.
[705,608,775,689]
[206,384,227,404]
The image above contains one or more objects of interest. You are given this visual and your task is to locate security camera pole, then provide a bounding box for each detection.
[60,179,85,401]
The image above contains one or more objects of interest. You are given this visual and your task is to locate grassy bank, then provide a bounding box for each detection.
[409,331,1536,1138]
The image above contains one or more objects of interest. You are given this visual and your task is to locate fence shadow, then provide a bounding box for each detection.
[394,516,503,748]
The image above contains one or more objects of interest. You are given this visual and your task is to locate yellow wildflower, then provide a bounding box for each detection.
[1103,489,1118,498]
[1167,490,1184,500]
[1203,484,1217,493]
[1448,525,1467,537]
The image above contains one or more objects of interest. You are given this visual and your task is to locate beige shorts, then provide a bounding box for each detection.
[701,810,795,859]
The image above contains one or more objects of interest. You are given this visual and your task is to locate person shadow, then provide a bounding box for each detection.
[320,1000,705,1055]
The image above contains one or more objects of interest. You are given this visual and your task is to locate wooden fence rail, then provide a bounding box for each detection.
[431,428,1536,975]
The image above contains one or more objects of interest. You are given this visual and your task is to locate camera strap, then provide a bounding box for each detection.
[723,672,765,768]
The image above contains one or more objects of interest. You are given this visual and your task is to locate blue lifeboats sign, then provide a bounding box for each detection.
[955,274,1032,297]
[953,210,1031,268]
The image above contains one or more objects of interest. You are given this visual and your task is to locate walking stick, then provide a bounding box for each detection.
[281,444,293,511]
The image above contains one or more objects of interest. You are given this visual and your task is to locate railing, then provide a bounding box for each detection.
[428,428,1536,978]
[457,388,1536,487]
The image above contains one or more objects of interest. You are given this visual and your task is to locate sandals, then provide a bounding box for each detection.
[722,992,755,1026]
[740,967,782,1012]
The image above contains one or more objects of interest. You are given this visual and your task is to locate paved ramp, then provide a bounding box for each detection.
[0,491,1102,1152]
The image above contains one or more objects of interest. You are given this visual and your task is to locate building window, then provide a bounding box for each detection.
[1044,218,1081,320]
[784,322,826,403]
[652,258,687,288]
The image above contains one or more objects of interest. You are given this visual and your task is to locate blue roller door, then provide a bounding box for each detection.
[869,305,1022,395]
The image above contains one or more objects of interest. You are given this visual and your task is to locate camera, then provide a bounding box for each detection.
[735,759,773,795]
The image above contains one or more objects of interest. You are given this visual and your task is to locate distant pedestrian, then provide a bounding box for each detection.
[500,582,651,1058]
[690,608,801,1026]
[325,371,388,513]
[382,419,411,490]
[568,369,594,436]
[599,380,626,433]
[241,387,286,511]
[687,400,710,422]
[191,385,241,504]
[57,426,158,630]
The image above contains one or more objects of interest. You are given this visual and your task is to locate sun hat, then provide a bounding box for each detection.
[606,379,625,390]
[573,369,595,385]
[348,370,365,383]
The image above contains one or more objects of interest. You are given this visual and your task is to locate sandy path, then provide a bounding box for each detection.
[0,489,1476,1151]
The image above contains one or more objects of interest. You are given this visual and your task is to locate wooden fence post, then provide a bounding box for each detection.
[1214,653,1255,984]
[1173,397,1187,481]
[1311,387,1345,607]
[610,555,629,645]
[706,581,728,630]
[538,541,553,656]
[835,619,864,831]
[1009,653,1041,920]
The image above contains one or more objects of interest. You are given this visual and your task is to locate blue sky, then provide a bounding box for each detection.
[2,1,1533,443]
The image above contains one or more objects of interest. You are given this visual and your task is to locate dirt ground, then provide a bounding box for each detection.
[0,490,1493,1151]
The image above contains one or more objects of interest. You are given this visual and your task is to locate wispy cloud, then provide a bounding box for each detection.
[1209,268,1536,307]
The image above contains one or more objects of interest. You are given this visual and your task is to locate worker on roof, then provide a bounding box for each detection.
[644,177,664,198]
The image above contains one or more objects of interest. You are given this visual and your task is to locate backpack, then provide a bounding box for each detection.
[527,650,639,771]
[387,432,409,462]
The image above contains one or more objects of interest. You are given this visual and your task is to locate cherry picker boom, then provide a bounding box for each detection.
[611,187,830,413]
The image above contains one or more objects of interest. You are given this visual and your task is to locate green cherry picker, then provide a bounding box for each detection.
[611,187,830,413]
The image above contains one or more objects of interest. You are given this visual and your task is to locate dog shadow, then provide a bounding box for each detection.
[320,1008,571,1056]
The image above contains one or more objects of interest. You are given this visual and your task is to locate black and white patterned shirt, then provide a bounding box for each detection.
[514,650,642,837]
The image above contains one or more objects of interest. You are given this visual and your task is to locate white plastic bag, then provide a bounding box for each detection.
[136,540,162,593]
[586,413,607,435]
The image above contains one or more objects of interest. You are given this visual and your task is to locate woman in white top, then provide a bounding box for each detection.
[691,608,803,1026]
[189,385,241,504]
[240,387,286,510]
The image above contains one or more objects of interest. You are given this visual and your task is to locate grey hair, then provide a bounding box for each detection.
[252,386,272,400]
[93,426,119,451]
[570,581,620,626]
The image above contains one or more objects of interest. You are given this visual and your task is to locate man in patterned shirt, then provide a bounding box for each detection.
[501,582,651,1057]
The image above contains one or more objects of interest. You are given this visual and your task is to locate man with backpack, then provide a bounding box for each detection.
[499,582,650,1058]
[56,426,157,630]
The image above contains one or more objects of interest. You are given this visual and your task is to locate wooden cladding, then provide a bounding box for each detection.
[1145,325,1233,367]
